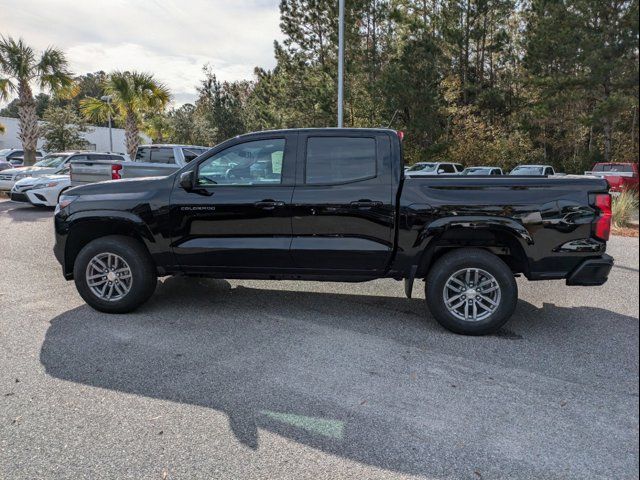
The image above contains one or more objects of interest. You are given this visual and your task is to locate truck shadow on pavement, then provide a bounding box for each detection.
[39,277,639,478]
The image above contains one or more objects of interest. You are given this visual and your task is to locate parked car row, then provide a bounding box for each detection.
[0,151,128,207]
[404,162,558,178]
[70,144,209,186]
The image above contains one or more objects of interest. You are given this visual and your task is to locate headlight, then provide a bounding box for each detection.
[57,194,78,210]
[33,181,59,189]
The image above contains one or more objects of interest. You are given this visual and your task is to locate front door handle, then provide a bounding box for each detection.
[350,200,383,208]
[254,200,285,210]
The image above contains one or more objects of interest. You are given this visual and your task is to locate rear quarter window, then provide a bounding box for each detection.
[135,147,176,164]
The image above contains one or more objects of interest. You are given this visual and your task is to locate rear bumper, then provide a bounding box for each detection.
[566,254,614,286]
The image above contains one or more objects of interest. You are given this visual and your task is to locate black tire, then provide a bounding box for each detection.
[73,235,157,313]
[425,248,518,335]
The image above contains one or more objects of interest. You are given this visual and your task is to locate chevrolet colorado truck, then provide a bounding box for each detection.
[54,128,614,335]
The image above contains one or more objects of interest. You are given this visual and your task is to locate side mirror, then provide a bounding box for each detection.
[179,171,194,191]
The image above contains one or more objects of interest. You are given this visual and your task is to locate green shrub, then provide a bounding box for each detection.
[612,189,639,228]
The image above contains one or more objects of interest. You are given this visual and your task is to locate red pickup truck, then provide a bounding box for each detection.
[585,163,639,192]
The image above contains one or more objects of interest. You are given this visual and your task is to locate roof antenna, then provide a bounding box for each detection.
[386,109,399,128]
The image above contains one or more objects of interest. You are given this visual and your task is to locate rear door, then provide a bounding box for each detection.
[170,133,297,272]
[289,131,395,273]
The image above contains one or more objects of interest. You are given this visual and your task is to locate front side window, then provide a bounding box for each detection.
[439,164,455,173]
[197,139,285,186]
[183,148,207,163]
[305,137,376,184]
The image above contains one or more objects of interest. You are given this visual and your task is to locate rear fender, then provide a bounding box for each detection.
[415,216,533,277]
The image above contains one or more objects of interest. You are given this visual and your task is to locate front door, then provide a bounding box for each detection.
[170,135,297,273]
[289,132,395,273]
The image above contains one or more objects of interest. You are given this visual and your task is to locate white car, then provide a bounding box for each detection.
[405,162,464,177]
[9,169,71,207]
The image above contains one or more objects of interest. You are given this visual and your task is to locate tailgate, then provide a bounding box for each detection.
[121,162,180,178]
[70,160,115,186]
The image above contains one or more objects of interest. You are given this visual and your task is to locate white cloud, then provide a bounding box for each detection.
[0,0,283,105]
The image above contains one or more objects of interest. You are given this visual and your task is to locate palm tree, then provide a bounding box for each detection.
[81,71,171,158]
[0,37,72,165]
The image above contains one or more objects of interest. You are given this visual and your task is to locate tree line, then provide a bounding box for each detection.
[2,0,638,171]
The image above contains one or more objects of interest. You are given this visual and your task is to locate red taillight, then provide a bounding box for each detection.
[594,193,612,241]
[397,130,404,141]
[111,164,123,180]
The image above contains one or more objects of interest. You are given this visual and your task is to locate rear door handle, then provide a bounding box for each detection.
[254,200,285,210]
[350,200,383,208]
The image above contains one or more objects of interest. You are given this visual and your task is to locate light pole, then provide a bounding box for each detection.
[337,0,345,128]
[101,95,113,152]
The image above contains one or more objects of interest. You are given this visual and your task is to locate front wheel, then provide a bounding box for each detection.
[425,248,518,335]
[73,235,157,313]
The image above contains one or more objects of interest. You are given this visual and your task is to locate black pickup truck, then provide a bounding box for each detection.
[54,128,614,335]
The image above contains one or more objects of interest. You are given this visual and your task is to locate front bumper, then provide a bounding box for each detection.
[9,192,30,203]
[566,254,614,286]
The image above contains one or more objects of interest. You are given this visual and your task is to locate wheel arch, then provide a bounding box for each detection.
[64,215,155,279]
[415,222,531,279]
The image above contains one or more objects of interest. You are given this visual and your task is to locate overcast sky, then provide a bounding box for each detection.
[0,0,283,106]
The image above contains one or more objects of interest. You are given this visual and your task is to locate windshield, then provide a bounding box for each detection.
[408,163,436,172]
[463,168,491,175]
[33,155,69,168]
[510,166,544,175]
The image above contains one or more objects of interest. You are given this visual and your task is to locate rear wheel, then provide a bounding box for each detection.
[73,235,157,313]
[425,248,517,335]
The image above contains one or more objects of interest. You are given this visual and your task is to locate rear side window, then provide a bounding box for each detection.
[135,147,175,164]
[439,164,455,173]
[305,137,376,184]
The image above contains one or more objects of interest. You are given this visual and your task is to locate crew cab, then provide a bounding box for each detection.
[54,129,614,335]
[70,144,209,186]
[585,162,638,193]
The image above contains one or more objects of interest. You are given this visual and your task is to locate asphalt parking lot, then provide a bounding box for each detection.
[0,197,638,480]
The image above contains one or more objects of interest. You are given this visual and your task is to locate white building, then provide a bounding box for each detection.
[0,115,150,154]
